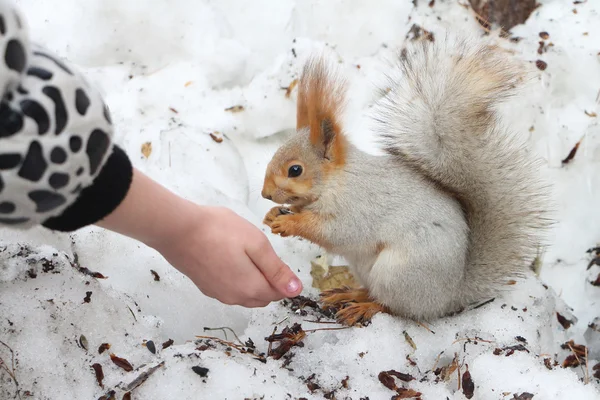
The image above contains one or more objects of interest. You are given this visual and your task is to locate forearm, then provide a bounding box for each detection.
[94,167,197,250]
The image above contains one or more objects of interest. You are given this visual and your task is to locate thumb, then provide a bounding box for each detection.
[247,238,303,297]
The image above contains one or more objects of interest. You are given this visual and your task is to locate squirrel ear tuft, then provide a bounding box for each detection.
[297,55,348,165]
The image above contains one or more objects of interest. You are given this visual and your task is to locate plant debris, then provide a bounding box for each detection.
[150,270,160,281]
[162,339,174,350]
[141,142,152,158]
[462,365,475,399]
[209,132,223,143]
[110,354,133,372]
[561,136,584,165]
[83,291,92,303]
[265,323,306,360]
[98,390,116,400]
[122,393,131,400]
[535,60,547,71]
[78,334,89,351]
[405,23,434,42]
[168,107,178,114]
[378,370,421,398]
[282,79,298,98]
[539,31,549,39]
[403,330,417,351]
[145,340,156,354]
[98,343,111,354]
[122,362,165,392]
[225,105,244,113]
[192,366,209,377]
[584,110,597,117]
[391,388,422,399]
[88,363,104,389]
[556,312,574,329]
[433,354,459,382]
[468,0,537,32]
[513,393,535,400]
[310,261,359,292]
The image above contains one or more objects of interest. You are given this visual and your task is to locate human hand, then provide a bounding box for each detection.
[154,205,304,307]
[96,168,303,308]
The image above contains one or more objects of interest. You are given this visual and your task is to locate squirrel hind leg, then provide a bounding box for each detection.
[320,287,391,326]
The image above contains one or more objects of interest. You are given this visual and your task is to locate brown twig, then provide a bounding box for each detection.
[194,335,266,362]
[304,327,352,333]
[0,340,21,399]
[452,337,495,345]
[203,326,244,346]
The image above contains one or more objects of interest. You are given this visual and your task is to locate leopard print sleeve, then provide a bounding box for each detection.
[0,0,133,232]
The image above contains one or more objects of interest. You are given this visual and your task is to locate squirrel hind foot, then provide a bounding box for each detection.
[319,286,371,306]
[335,301,390,327]
[319,287,390,326]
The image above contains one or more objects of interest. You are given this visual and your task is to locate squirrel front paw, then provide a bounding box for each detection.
[263,206,292,228]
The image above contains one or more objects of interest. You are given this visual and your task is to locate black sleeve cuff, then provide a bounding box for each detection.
[42,144,133,232]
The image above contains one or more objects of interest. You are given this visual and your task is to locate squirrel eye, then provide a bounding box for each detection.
[288,165,303,178]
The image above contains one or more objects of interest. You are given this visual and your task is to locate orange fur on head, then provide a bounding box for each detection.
[296,56,349,168]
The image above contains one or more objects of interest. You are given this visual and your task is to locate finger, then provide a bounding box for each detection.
[246,238,303,298]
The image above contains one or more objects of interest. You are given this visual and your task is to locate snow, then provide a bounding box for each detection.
[1,0,600,398]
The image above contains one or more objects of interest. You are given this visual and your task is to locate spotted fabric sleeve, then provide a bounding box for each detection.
[0,0,133,232]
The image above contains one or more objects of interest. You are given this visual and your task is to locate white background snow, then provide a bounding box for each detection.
[1,0,600,399]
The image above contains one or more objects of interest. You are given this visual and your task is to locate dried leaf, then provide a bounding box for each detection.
[535,60,547,71]
[503,344,530,357]
[544,358,553,370]
[562,354,580,368]
[192,366,209,377]
[462,366,475,399]
[592,273,600,286]
[310,262,359,291]
[539,31,549,39]
[385,370,415,382]
[584,110,597,117]
[225,105,244,113]
[162,339,174,349]
[428,0,435,6]
[98,343,111,354]
[110,354,133,372]
[91,363,104,388]
[561,340,587,358]
[75,265,107,279]
[209,133,223,143]
[556,312,574,329]
[141,142,152,158]
[561,137,583,165]
[265,323,306,360]
[122,393,131,400]
[341,376,350,389]
[378,371,398,391]
[392,388,422,399]
[149,270,160,282]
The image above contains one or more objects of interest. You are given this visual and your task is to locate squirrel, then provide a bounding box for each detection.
[261,35,551,326]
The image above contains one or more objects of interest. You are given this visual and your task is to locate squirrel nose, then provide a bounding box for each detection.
[261,190,272,201]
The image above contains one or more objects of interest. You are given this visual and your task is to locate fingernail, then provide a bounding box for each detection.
[286,278,301,294]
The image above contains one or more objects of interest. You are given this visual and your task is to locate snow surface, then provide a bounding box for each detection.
[1,0,600,398]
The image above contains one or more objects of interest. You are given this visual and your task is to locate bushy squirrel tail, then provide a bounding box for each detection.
[373,35,552,302]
